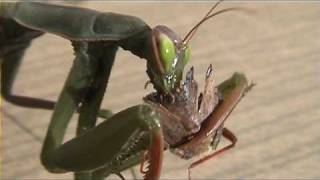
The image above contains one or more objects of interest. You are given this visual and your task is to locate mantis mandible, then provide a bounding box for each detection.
[0,1,254,180]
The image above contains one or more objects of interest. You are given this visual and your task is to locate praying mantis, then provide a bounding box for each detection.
[0,1,254,180]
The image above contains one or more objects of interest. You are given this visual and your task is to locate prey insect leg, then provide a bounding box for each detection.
[188,127,237,180]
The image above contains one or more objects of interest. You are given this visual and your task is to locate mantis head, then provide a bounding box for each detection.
[146,0,246,96]
[146,25,190,95]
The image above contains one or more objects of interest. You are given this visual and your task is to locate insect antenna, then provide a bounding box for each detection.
[182,0,222,45]
[182,0,250,46]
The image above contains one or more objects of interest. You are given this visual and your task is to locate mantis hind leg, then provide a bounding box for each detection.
[1,52,56,110]
[1,51,113,115]
[1,18,55,110]
[187,128,237,180]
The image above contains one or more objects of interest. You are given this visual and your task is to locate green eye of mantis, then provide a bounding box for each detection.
[183,45,190,66]
[159,34,176,72]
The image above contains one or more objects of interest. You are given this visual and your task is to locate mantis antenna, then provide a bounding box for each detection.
[182,0,249,46]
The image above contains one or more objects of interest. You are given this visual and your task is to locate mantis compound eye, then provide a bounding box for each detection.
[158,33,176,72]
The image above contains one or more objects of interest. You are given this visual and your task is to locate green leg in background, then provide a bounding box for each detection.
[74,42,117,180]
[0,18,56,110]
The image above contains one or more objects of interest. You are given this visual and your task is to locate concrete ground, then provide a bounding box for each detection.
[2,1,320,179]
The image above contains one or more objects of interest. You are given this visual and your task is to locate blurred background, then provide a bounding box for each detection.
[2,1,320,179]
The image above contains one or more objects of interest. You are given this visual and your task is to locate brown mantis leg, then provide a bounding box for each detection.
[188,127,237,180]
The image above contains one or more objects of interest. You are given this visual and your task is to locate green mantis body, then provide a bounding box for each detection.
[1,2,253,180]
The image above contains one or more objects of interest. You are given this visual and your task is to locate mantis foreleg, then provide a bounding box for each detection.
[53,104,164,180]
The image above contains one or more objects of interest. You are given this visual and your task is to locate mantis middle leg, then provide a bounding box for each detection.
[40,41,161,180]
[0,19,115,118]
